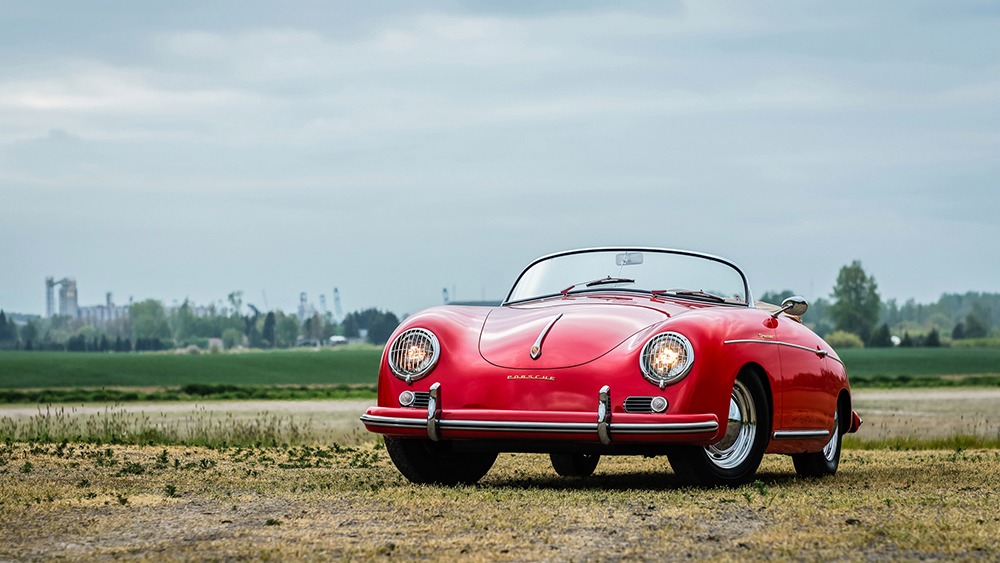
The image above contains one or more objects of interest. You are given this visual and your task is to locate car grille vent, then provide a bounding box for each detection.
[624,396,655,413]
[407,392,431,409]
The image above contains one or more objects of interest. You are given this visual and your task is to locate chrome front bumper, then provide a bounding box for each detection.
[360,383,720,445]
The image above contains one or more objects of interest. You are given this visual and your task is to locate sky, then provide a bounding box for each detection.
[2,1,999,318]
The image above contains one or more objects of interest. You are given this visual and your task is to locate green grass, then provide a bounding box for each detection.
[838,347,1000,378]
[0,384,377,404]
[0,347,383,389]
[1,346,998,401]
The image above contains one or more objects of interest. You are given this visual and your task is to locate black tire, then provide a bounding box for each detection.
[667,370,771,487]
[549,453,600,477]
[384,437,497,485]
[792,400,843,477]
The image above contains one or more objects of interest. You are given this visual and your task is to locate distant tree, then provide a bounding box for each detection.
[830,261,881,345]
[221,327,244,349]
[342,315,360,338]
[881,298,901,330]
[964,313,988,339]
[951,322,966,340]
[925,328,941,347]
[171,300,197,342]
[275,313,301,348]
[227,291,244,317]
[869,323,893,348]
[0,311,13,343]
[21,321,37,347]
[899,331,914,348]
[304,313,326,341]
[262,312,276,348]
[805,297,835,337]
[130,300,171,341]
[367,312,400,345]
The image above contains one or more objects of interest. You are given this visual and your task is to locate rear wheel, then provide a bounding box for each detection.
[384,437,497,485]
[549,453,600,477]
[792,402,842,477]
[667,370,771,487]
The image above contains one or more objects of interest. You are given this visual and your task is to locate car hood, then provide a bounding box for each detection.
[478,300,671,369]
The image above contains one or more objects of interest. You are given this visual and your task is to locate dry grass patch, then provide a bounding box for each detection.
[1,441,997,561]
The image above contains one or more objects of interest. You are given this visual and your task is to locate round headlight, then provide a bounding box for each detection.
[640,332,694,388]
[388,328,440,382]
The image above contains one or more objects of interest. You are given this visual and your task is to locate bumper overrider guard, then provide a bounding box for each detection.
[360,383,720,445]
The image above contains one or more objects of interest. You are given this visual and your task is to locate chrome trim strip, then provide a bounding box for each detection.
[360,415,718,435]
[772,430,830,440]
[427,382,441,441]
[360,414,428,429]
[597,385,612,445]
[442,420,598,433]
[613,421,718,434]
[723,339,843,364]
[530,313,563,360]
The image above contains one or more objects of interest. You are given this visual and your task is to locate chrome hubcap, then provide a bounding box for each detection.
[705,380,756,469]
[823,409,840,462]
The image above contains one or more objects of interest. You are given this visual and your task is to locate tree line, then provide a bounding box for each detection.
[760,261,999,348]
[3,264,998,352]
[0,299,401,352]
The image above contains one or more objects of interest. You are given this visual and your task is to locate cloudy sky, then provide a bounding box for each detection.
[2,1,998,317]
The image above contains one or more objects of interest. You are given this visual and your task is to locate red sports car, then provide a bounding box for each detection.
[361,247,862,486]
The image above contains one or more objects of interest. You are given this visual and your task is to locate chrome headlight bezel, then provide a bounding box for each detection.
[639,332,694,388]
[387,328,440,383]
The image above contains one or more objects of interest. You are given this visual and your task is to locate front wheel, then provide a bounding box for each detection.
[384,437,497,485]
[667,371,771,487]
[549,453,600,477]
[792,403,842,477]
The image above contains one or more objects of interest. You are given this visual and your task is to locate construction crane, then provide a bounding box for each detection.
[333,288,344,323]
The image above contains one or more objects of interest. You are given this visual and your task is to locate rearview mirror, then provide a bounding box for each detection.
[615,252,643,266]
[776,296,808,318]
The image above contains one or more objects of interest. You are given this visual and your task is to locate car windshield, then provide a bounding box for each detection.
[505,249,750,305]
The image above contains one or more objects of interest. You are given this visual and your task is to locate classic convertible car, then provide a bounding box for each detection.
[361,247,861,486]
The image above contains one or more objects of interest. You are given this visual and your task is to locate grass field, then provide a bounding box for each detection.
[2,443,997,560]
[0,347,382,389]
[0,346,998,400]
[838,347,1000,378]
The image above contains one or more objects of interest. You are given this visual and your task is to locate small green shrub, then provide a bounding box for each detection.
[825,330,865,349]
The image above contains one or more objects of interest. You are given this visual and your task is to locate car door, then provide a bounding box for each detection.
[773,316,837,432]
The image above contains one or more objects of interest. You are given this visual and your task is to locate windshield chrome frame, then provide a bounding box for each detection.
[502,247,755,308]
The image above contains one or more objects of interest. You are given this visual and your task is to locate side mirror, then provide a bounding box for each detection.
[773,296,808,318]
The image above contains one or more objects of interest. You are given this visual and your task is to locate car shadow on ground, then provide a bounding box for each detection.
[480,470,801,491]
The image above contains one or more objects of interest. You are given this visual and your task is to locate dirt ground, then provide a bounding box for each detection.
[1,442,997,561]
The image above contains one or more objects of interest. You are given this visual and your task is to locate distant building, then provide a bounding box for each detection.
[46,277,79,318]
[46,277,129,325]
[78,292,129,324]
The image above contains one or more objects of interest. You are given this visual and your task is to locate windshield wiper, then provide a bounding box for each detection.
[653,289,727,303]
[560,276,636,296]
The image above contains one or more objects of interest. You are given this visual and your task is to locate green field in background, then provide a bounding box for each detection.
[0,346,998,392]
[0,348,383,389]
[837,347,1000,378]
